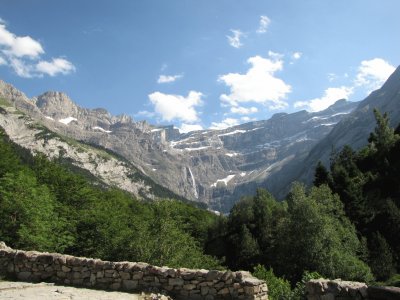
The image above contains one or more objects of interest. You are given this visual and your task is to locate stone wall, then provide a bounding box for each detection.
[0,242,268,299]
[306,279,400,300]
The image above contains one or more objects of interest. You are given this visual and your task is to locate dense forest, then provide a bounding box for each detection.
[0,109,399,299]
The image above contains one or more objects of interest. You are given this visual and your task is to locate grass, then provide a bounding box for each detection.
[0,97,11,107]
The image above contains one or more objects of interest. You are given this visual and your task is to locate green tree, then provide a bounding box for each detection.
[275,183,373,283]
[0,170,66,251]
[368,232,394,281]
[313,161,331,187]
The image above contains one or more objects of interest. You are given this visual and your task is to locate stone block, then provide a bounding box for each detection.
[72,278,84,285]
[183,284,196,290]
[201,286,210,295]
[168,278,184,286]
[218,287,230,295]
[61,265,71,272]
[110,282,121,290]
[206,270,221,281]
[17,271,32,281]
[120,271,131,280]
[122,280,138,291]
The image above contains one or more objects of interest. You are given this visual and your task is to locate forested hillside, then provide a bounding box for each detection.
[0,125,220,269]
[204,110,400,297]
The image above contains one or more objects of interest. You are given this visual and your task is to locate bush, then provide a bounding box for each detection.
[253,265,292,300]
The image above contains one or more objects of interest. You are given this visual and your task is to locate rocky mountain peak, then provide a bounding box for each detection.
[36,91,79,118]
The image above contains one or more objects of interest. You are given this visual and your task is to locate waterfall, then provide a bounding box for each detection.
[188,167,199,199]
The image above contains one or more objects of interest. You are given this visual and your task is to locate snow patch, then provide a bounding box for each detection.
[225,152,239,157]
[183,146,210,151]
[45,116,54,121]
[210,174,235,188]
[151,128,163,132]
[240,172,246,177]
[59,117,77,125]
[218,130,246,137]
[93,126,112,133]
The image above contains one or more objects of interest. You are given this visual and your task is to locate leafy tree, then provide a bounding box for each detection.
[275,183,372,283]
[0,170,66,251]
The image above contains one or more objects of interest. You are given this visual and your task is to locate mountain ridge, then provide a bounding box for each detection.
[1,66,399,211]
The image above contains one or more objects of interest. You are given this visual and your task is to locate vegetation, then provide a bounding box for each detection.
[0,126,220,269]
[205,109,399,296]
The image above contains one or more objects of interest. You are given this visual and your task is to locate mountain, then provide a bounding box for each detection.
[0,66,399,212]
[284,65,400,192]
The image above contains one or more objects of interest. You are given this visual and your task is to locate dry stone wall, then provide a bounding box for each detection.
[306,279,400,300]
[0,242,268,299]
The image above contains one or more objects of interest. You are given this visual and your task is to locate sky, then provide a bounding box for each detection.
[0,0,399,132]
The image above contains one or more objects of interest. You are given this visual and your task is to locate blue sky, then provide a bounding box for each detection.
[0,0,399,132]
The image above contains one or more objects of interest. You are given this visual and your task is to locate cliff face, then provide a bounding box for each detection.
[0,66,399,212]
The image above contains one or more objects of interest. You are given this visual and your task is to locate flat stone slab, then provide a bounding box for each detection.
[0,281,140,299]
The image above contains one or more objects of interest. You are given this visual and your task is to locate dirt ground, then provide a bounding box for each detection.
[0,281,142,300]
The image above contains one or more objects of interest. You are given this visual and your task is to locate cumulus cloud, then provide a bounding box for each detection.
[219,54,291,110]
[294,86,353,112]
[293,58,395,113]
[209,118,239,130]
[36,58,76,76]
[0,24,44,58]
[354,58,395,92]
[257,16,271,34]
[0,22,75,77]
[227,30,244,48]
[230,106,258,115]
[179,123,203,133]
[148,91,203,123]
[157,74,182,83]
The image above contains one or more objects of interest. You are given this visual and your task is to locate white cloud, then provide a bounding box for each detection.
[179,123,203,133]
[210,118,239,130]
[0,22,75,77]
[257,16,271,34]
[219,55,291,110]
[157,74,182,83]
[293,57,395,113]
[148,91,203,123]
[230,106,258,115]
[294,86,353,112]
[9,57,33,78]
[241,116,256,122]
[355,58,395,92]
[292,52,302,60]
[268,50,284,60]
[36,58,76,76]
[227,30,244,48]
[0,24,44,58]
